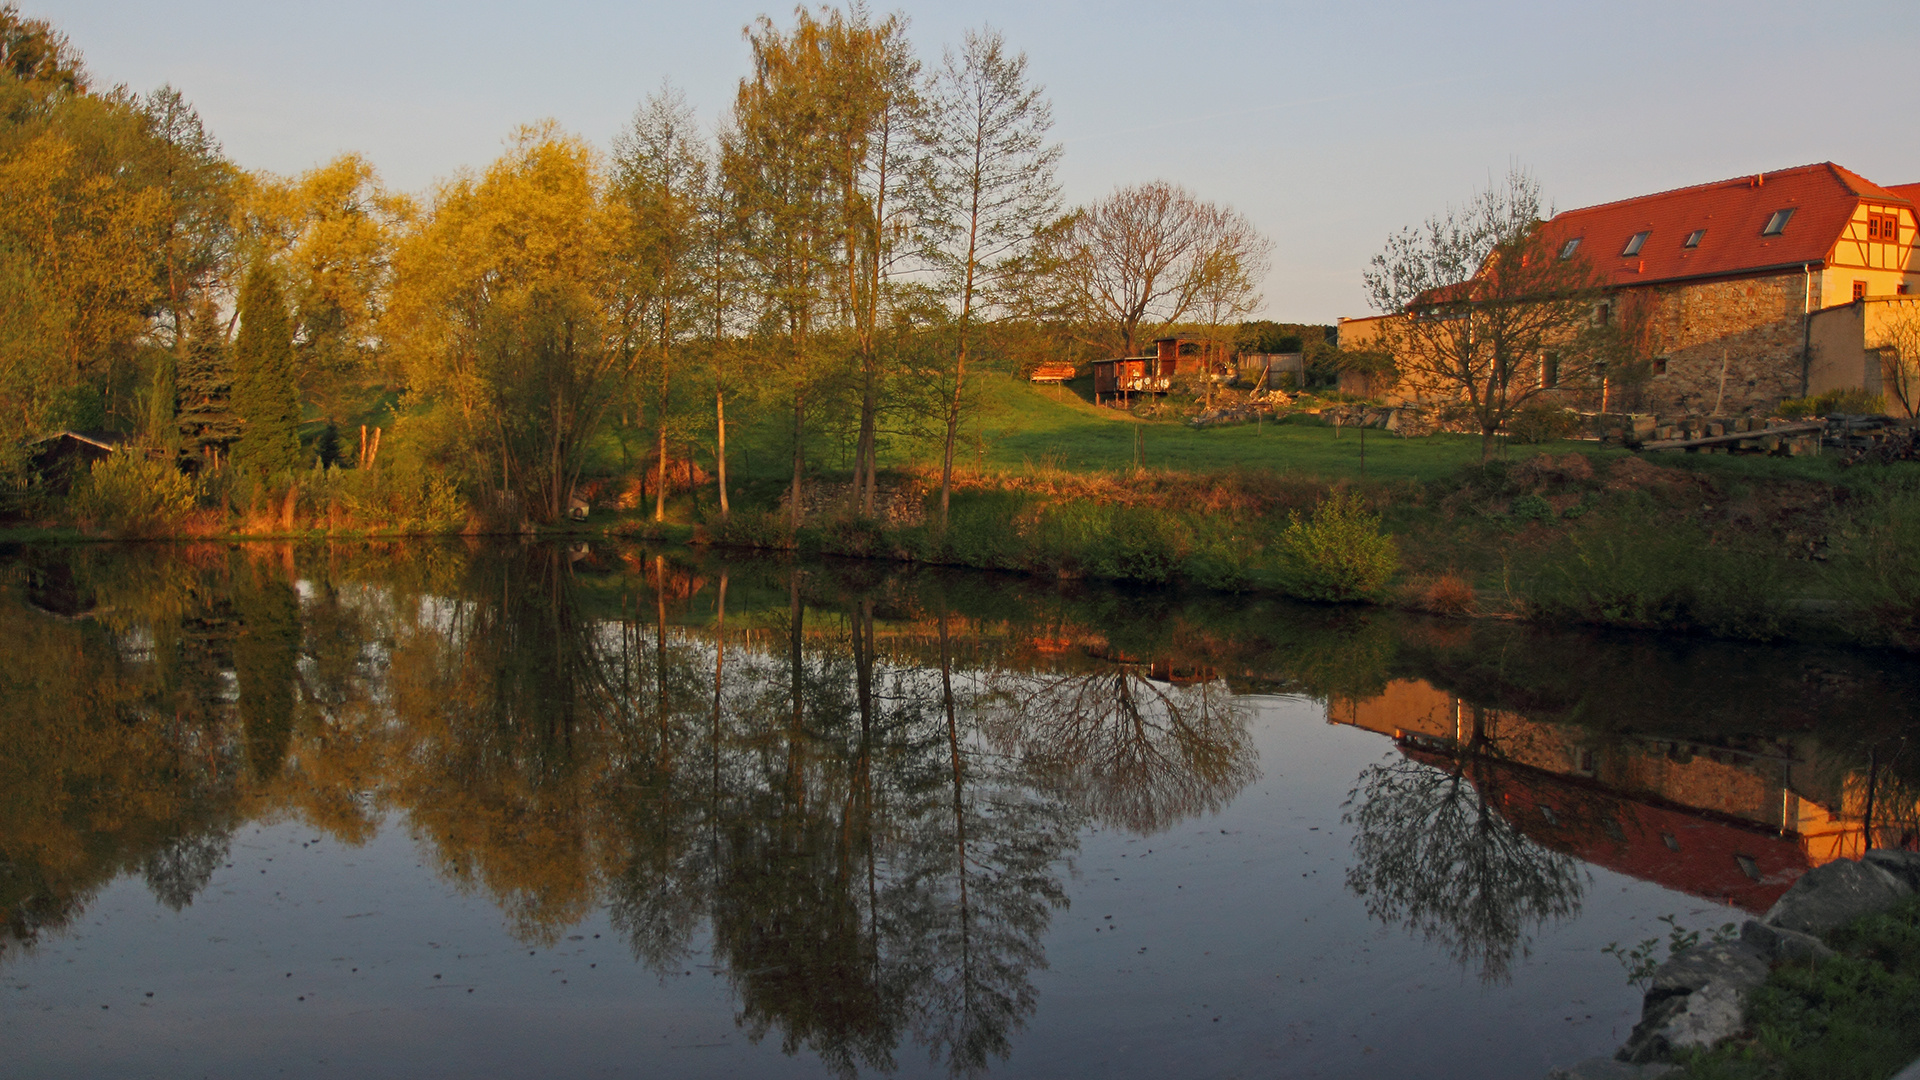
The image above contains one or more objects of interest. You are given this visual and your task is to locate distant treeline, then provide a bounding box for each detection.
[0,4,1284,528]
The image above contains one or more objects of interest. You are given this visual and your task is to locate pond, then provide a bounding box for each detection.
[2,541,1915,1079]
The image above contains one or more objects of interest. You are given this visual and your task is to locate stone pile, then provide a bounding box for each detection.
[1544,849,1920,1080]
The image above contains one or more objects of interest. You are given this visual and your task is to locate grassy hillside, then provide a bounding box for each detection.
[975,376,1592,482]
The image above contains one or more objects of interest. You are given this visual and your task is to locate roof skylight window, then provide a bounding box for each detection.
[1684,229,1705,248]
[1622,231,1649,257]
[1762,208,1795,236]
[1559,237,1582,260]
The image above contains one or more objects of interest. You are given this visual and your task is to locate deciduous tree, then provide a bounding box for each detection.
[613,84,709,523]
[388,124,634,522]
[1363,168,1606,460]
[1041,180,1268,357]
[920,27,1059,528]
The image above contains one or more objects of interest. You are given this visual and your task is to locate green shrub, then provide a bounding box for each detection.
[1524,513,1788,639]
[1510,492,1555,524]
[1503,403,1587,444]
[1777,388,1888,418]
[1274,490,1399,602]
[706,507,793,550]
[939,490,1031,569]
[305,464,465,533]
[1831,487,1920,649]
[70,452,197,537]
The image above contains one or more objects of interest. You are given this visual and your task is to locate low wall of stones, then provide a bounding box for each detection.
[1545,849,1920,1079]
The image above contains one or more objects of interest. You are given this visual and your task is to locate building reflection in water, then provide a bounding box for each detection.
[1330,679,1917,923]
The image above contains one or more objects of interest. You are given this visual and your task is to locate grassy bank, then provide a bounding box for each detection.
[10,374,1920,650]
[1678,894,1920,1080]
[678,446,1920,650]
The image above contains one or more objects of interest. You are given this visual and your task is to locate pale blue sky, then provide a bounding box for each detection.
[44,0,1920,321]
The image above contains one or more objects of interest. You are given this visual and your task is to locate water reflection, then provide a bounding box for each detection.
[0,541,1915,1073]
[1340,703,1591,983]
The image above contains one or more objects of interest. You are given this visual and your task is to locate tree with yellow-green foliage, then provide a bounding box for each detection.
[612,85,710,523]
[0,8,233,442]
[723,6,905,528]
[243,154,410,428]
[387,123,636,522]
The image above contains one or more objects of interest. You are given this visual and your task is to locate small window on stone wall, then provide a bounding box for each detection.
[1855,280,1868,301]
[1542,352,1560,388]
[1652,356,1669,375]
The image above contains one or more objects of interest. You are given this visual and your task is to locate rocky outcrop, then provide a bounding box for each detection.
[1740,919,1834,963]
[1545,1058,1675,1079]
[1544,851,1917,1078]
[1761,857,1911,936]
[1616,940,1770,1064]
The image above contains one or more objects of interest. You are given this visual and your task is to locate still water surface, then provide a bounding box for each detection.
[2,542,1914,1079]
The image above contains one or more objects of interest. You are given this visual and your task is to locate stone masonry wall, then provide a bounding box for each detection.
[1625,272,1813,416]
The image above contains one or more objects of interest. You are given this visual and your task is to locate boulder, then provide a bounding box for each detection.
[1763,858,1912,936]
[1865,849,1920,893]
[1617,940,1768,1063]
[1545,1057,1676,1079]
[1741,919,1835,963]
[1618,979,1750,1064]
[1647,939,1769,996]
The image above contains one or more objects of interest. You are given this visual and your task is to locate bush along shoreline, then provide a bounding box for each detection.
[684,454,1920,652]
[11,450,1920,652]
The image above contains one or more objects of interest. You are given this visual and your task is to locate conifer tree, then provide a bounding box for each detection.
[231,263,302,473]
[176,298,239,466]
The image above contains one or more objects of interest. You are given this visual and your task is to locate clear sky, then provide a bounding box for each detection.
[42,0,1920,323]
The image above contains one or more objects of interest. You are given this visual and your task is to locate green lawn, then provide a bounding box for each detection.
[974,377,1595,482]
[601,373,1863,492]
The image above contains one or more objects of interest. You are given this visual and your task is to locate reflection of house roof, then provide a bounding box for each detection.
[1537,162,1907,289]
[1402,741,1808,913]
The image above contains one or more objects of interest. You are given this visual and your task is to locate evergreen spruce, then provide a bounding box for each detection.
[231,264,302,474]
[176,299,240,465]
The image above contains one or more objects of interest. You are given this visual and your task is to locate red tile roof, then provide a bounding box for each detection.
[1537,162,1912,290]
[1888,182,1920,205]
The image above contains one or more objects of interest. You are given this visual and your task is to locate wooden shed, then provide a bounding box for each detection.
[25,431,119,495]
[1090,335,1232,404]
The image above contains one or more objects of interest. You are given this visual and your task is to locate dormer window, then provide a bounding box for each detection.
[1559,237,1582,260]
[1621,231,1649,257]
[1762,208,1795,236]
[1684,229,1705,248]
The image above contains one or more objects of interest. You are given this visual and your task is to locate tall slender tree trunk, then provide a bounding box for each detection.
[655,302,672,522]
[790,393,806,531]
[856,382,877,517]
[715,385,729,520]
[654,370,670,522]
[939,201,983,531]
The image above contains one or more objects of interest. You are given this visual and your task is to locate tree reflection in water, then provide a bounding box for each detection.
[1342,708,1589,983]
[11,543,1914,1072]
[982,661,1258,835]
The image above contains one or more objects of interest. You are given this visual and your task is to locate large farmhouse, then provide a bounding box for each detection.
[1341,162,1920,416]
